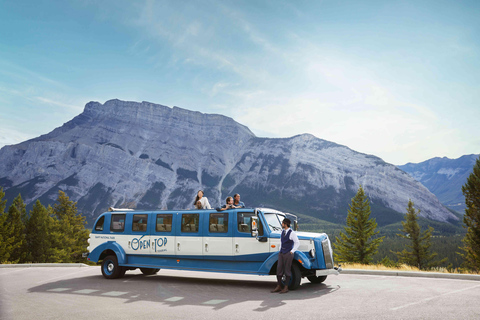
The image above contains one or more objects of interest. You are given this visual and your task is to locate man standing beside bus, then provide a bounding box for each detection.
[271,218,300,294]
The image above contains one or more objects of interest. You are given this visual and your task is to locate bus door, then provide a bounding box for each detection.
[150,212,176,256]
[176,212,204,259]
[234,211,269,263]
[203,211,233,260]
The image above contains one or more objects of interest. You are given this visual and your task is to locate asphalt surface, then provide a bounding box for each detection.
[1,266,480,320]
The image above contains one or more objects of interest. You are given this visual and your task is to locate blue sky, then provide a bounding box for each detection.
[0,0,479,165]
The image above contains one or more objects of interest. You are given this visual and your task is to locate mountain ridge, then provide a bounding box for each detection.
[0,99,457,225]
[398,154,479,212]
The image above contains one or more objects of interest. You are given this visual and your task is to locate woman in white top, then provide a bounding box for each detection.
[193,190,212,209]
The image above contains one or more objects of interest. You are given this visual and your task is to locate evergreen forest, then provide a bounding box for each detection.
[0,188,89,264]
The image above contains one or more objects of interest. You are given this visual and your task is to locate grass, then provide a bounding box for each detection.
[340,262,480,275]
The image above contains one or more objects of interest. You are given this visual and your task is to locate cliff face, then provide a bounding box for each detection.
[0,99,458,225]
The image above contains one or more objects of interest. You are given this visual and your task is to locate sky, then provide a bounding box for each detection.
[0,0,479,165]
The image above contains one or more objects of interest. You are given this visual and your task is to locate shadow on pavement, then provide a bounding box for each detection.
[29,271,340,311]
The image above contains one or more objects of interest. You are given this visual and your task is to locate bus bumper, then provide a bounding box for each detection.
[316,266,342,277]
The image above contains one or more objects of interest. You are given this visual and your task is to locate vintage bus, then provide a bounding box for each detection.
[86,207,340,290]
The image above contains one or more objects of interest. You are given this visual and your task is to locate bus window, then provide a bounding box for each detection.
[237,212,263,236]
[209,212,228,233]
[181,213,199,233]
[94,216,105,231]
[156,214,173,232]
[237,212,253,233]
[132,214,148,231]
[111,214,126,232]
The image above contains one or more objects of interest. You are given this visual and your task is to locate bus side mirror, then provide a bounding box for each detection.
[251,216,258,237]
[294,220,298,231]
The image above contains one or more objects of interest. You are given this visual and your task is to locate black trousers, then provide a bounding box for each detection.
[277,252,293,285]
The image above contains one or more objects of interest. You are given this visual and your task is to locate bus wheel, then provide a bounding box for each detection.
[101,255,124,279]
[282,263,301,290]
[140,268,160,275]
[307,275,327,284]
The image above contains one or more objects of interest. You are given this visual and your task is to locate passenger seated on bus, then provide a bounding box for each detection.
[218,196,235,211]
[233,193,245,208]
[193,190,212,209]
[195,200,203,210]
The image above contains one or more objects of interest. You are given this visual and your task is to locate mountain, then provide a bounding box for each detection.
[0,99,458,226]
[398,154,479,213]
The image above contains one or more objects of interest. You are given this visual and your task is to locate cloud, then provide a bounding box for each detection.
[0,127,34,149]
[33,97,83,112]
[0,59,68,90]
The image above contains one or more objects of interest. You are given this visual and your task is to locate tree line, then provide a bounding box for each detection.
[333,156,480,272]
[1,157,479,272]
[0,189,89,264]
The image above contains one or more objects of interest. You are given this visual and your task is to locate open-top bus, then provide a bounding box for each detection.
[86,207,340,290]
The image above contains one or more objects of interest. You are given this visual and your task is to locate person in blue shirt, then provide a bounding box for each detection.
[218,196,235,211]
[271,218,300,294]
[233,193,245,208]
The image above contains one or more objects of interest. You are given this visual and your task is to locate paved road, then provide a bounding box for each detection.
[1,266,480,320]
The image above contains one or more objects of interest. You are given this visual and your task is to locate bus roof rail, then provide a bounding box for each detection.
[108,207,135,212]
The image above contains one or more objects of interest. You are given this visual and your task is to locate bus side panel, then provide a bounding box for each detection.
[121,253,271,274]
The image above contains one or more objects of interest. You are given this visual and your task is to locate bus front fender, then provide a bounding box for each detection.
[294,251,313,269]
[87,241,127,264]
[257,251,313,274]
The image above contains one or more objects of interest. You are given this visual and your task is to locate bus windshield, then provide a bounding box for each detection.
[263,213,285,233]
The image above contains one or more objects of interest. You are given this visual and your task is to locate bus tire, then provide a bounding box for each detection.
[307,275,327,284]
[140,268,160,275]
[101,255,124,279]
[283,263,301,290]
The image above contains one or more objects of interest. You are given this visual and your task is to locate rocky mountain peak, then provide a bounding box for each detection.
[0,99,458,226]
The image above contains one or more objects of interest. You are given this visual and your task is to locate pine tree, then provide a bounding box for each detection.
[0,188,5,215]
[459,156,480,272]
[394,200,446,270]
[334,185,384,264]
[25,200,56,263]
[51,191,89,262]
[0,188,10,263]
[1,194,28,263]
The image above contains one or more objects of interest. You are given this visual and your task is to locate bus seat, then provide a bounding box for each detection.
[217,224,225,232]
[210,224,217,232]
[165,224,172,231]
[240,224,249,232]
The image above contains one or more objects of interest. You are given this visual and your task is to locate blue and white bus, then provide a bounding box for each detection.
[86,207,340,290]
